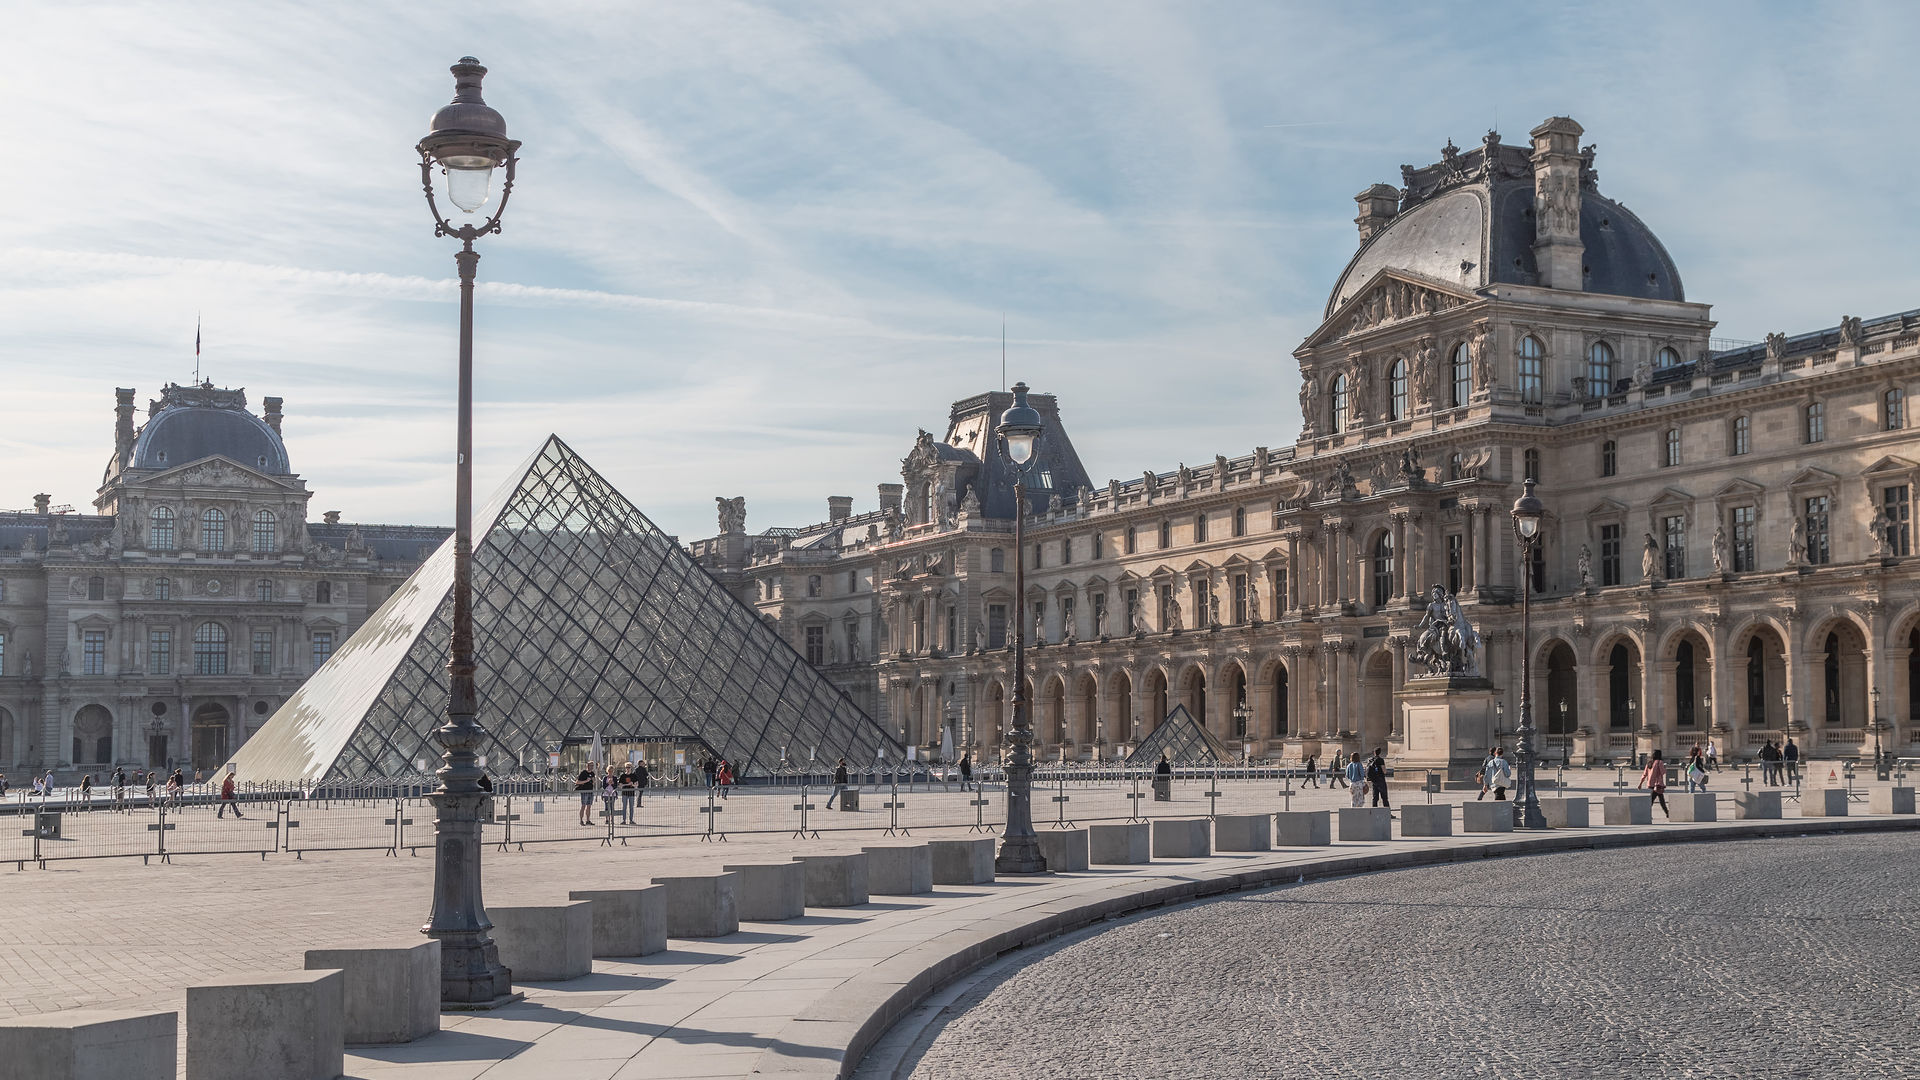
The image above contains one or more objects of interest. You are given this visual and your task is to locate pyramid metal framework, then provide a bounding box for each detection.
[1123,705,1234,766]
[226,436,898,780]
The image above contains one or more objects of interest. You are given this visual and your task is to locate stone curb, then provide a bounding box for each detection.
[752,815,1920,1078]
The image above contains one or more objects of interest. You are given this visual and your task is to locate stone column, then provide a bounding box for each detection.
[1463,507,1480,595]
[1286,533,1301,610]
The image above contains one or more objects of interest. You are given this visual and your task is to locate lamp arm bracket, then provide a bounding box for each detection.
[419,152,518,241]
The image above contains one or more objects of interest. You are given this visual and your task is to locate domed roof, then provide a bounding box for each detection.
[1327,135,1683,318]
[119,383,290,476]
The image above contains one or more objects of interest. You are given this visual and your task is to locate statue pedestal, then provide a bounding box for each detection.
[1394,675,1497,787]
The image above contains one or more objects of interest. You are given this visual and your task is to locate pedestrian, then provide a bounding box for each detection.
[1330,750,1348,789]
[1345,753,1366,807]
[1152,753,1173,801]
[825,757,851,809]
[1366,748,1391,808]
[111,766,127,813]
[0,773,7,798]
[702,755,718,790]
[576,762,596,826]
[1637,749,1670,818]
[145,771,157,807]
[715,759,733,800]
[1684,746,1707,792]
[617,763,638,824]
[1476,748,1495,801]
[959,752,974,792]
[1484,748,1513,801]
[1783,738,1801,785]
[600,767,618,824]
[167,768,184,809]
[635,759,650,808]
[1705,738,1719,771]
[80,773,94,811]
[1302,752,1319,788]
[216,771,243,818]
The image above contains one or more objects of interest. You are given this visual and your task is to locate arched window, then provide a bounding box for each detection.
[1824,632,1842,726]
[1450,343,1472,408]
[252,510,276,553]
[1805,401,1826,443]
[989,548,1005,573]
[1663,428,1681,468]
[1747,637,1768,726]
[1731,415,1751,456]
[1518,336,1544,404]
[1232,506,1246,537]
[316,580,332,604]
[1329,375,1349,434]
[1676,640,1697,726]
[194,622,228,675]
[1886,388,1905,431]
[1657,346,1682,370]
[1371,530,1395,608]
[1195,514,1209,543]
[149,506,176,551]
[1601,439,1617,477]
[1524,448,1541,482]
[1388,358,1408,420]
[201,508,226,552]
[1609,643,1633,729]
[1587,341,1615,393]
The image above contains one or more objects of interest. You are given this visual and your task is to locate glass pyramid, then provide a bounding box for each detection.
[1123,705,1234,766]
[227,435,898,781]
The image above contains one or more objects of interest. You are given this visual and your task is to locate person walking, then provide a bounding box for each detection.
[600,767,618,824]
[110,767,127,813]
[1757,740,1776,785]
[1366,748,1391,808]
[959,752,974,792]
[1153,753,1173,801]
[715,759,733,800]
[1684,746,1707,792]
[1638,749,1670,818]
[1476,748,1497,801]
[1345,753,1367,808]
[79,773,94,811]
[1301,752,1319,788]
[1329,750,1348,789]
[1484,748,1513,801]
[1705,737,1719,771]
[701,755,718,791]
[1783,738,1801,785]
[825,758,851,809]
[145,771,157,807]
[635,760,650,808]
[216,771,243,818]
[575,762,597,826]
[617,763,638,824]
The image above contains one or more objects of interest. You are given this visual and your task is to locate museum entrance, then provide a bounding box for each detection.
[192,703,230,772]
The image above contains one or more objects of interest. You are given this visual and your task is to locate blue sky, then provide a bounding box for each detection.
[5,1,1919,540]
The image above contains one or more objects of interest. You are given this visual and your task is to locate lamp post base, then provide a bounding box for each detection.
[995,833,1048,875]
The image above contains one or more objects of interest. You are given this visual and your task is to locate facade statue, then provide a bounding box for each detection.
[715,496,747,535]
[1034,609,1046,646]
[1711,525,1728,574]
[1093,601,1107,637]
[973,623,986,654]
[1125,594,1141,634]
[1577,544,1593,589]
[1840,314,1864,346]
[1247,575,1260,620]
[1870,508,1892,558]
[1209,590,1221,628]
[1166,593,1184,633]
[1787,516,1805,566]
[1642,533,1660,580]
[1410,585,1481,677]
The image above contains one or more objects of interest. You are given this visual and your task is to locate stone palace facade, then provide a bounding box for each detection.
[0,382,448,778]
[694,117,1920,768]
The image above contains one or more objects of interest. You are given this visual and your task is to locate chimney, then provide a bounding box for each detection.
[33,493,51,514]
[877,483,903,518]
[828,496,853,522]
[1529,116,1585,291]
[323,510,341,525]
[114,388,137,466]
[262,396,284,434]
[1353,184,1400,242]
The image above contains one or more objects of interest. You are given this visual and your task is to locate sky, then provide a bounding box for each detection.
[5,1,1920,541]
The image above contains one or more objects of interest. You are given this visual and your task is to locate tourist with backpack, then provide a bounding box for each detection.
[1345,753,1367,807]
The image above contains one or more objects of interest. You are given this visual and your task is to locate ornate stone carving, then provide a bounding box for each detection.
[1839,315,1863,347]
[1577,544,1593,589]
[1410,585,1481,677]
[1642,533,1660,580]
[716,496,746,535]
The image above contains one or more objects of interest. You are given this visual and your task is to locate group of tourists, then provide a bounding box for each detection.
[11,766,197,811]
[1755,738,1802,786]
[573,759,655,826]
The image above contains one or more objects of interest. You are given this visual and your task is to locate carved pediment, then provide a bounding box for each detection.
[1647,487,1694,508]
[1861,455,1920,478]
[1303,269,1478,349]
[138,455,298,493]
[1586,497,1629,518]
[1712,477,1766,501]
[1788,466,1842,490]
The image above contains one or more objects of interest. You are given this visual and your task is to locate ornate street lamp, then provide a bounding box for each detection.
[1509,477,1548,828]
[1871,685,1888,779]
[995,382,1048,874]
[416,56,521,1007]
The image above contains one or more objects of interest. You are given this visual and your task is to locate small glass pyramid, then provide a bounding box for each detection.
[227,435,897,780]
[1123,704,1235,766]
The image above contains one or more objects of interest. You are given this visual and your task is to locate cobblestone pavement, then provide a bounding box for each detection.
[898,833,1920,1080]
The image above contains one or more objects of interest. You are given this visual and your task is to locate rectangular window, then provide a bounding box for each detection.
[1060,538,1071,565]
[1804,496,1830,566]
[1806,403,1826,444]
[804,625,825,665]
[1600,524,1622,586]
[1061,596,1075,639]
[844,620,859,660]
[1232,573,1249,624]
[1159,521,1171,548]
[1731,506,1756,572]
[311,632,334,672]
[1886,485,1913,557]
[0,632,6,676]
[1124,588,1139,628]
[946,605,957,651]
[1446,534,1463,595]
[1887,388,1906,431]
[1663,515,1687,579]
[1124,527,1136,555]
[848,570,858,592]
[1091,592,1106,635]
[1601,440,1617,477]
[251,630,275,675]
[1731,415,1751,456]
[1664,428,1681,468]
[149,629,171,675]
[82,630,106,675]
[1032,601,1046,644]
[1272,570,1287,613]
[1158,583,1174,630]
[1033,544,1043,570]
[987,604,1007,650]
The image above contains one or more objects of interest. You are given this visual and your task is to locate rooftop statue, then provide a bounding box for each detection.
[1411,584,1481,678]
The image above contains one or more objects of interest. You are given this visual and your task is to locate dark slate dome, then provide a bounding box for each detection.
[1327,135,1683,318]
[121,384,290,475]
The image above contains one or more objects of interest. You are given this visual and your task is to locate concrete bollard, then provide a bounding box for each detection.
[303,939,439,1045]
[1399,803,1452,837]
[1539,797,1589,828]
[649,874,741,937]
[1603,794,1653,825]
[1151,818,1212,858]
[1037,828,1090,871]
[836,788,862,812]
[569,885,670,954]
[0,1008,176,1080]
[186,969,344,1080]
[1869,787,1916,815]
[1088,822,1151,864]
[1668,792,1717,823]
[1337,806,1391,842]
[928,838,996,884]
[1733,791,1782,819]
[1212,814,1271,851]
[1461,801,1515,833]
[719,864,807,921]
[1274,810,1331,846]
[793,853,869,906]
[862,845,934,895]
[1802,787,1848,817]
[490,900,595,980]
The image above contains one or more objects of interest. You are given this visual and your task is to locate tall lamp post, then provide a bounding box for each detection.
[416,57,521,1006]
[1509,478,1548,828]
[1871,686,1888,779]
[995,382,1048,874]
